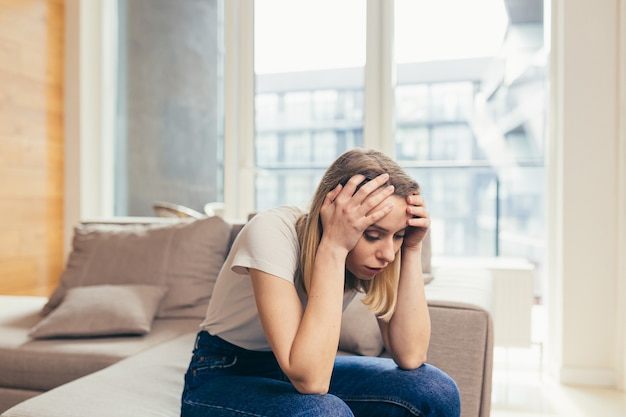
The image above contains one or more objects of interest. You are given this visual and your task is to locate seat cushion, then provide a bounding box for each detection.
[0,296,200,392]
[1,332,198,417]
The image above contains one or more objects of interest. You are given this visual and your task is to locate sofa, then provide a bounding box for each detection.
[0,215,494,417]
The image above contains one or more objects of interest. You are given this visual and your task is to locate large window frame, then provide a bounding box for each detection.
[227,0,396,219]
[65,0,397,221]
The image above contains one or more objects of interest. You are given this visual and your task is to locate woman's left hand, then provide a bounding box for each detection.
[402,193,431,252]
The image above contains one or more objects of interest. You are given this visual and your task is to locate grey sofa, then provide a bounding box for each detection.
[0,216,493,417]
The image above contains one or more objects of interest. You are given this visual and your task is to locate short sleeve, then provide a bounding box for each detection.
[230,206,304,285]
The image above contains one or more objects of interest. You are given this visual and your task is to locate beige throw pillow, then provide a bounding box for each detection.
[42,216,232,319]
[339,293,385,357]
[29,285,168,339]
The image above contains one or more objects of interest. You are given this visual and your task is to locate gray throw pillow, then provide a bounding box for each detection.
[29,284,167,339]
[42,216,232,319]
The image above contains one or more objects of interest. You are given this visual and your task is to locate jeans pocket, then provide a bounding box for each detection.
[184,352,238,393]
[192,352,238,373]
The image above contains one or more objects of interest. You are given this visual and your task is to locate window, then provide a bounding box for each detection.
[252,0,548,279]
[106,0,547,281]
[254,0,366,211]
[394,0,547,267]
[112,0,225,216]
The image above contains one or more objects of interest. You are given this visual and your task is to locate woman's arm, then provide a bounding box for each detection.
[250,239,346,394]
[378,193,432,369]
[377,244,431,369]
[252,173,395,394]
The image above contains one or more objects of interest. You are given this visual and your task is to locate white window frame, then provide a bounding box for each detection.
[223,0,255,220]
[226,0,396,219]
[363,0,395,157]
[64,0,117,254]
[65,0,396,221]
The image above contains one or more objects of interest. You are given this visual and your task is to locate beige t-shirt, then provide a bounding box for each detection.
[200,205,356,351]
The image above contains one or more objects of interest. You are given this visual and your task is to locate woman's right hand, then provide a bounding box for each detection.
[319,172,396,253]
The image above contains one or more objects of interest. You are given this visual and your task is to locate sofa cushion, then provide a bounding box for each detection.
[339,293,384,356]
[29,285,168,339]
[0,296,201,392]
[0,387,40,415]
[1,332,198,417]
[42,216,232,319]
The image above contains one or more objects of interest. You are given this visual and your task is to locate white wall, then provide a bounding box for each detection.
[548,0,626,388]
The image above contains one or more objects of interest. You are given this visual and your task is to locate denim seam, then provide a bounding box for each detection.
[183,399,266,417]
[340,395,423,417]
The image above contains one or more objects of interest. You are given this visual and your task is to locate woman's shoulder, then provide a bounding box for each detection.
[239,205,306,239]
[250,205,307,226]
[229,205,305,276]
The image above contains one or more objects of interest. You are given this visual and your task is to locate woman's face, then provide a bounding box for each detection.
[345,195,410,280]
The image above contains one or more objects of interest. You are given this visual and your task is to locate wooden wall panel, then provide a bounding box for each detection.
[0,0,64,296]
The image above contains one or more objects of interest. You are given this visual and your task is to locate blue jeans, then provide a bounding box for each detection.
[181,331,460,417]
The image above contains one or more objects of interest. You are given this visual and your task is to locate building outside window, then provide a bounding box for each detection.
[254,0,547,285]
[254,0,367,210]
[110,0,547,295]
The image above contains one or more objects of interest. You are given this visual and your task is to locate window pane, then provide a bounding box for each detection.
[396,127,429,161]
[395,0,508,63]
[407,166,498,257]
[254,0,366,210]
[396,85,429,122]
[430,83,474,122]
[431,125,474,160]
[114,0,224,216]
[394,0,548,287]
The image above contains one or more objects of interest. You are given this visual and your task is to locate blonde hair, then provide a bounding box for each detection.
[296,148,420,321]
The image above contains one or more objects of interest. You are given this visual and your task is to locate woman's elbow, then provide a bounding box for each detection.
[292,379,330,395]
[284,360,333,394]
[394,351,428,370]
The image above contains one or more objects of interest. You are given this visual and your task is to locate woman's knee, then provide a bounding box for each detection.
[409,364,461,417]
[183,389,354,417]
[302,394,354,417]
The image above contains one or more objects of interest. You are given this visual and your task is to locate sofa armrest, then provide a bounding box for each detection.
[427,300,493,417]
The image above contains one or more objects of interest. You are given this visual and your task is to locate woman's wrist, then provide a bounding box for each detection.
[400,244,425,281]
[318,236,350,260]
[401,241,423,257]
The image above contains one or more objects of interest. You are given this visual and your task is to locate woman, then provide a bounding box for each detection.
[181,148,460,417]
